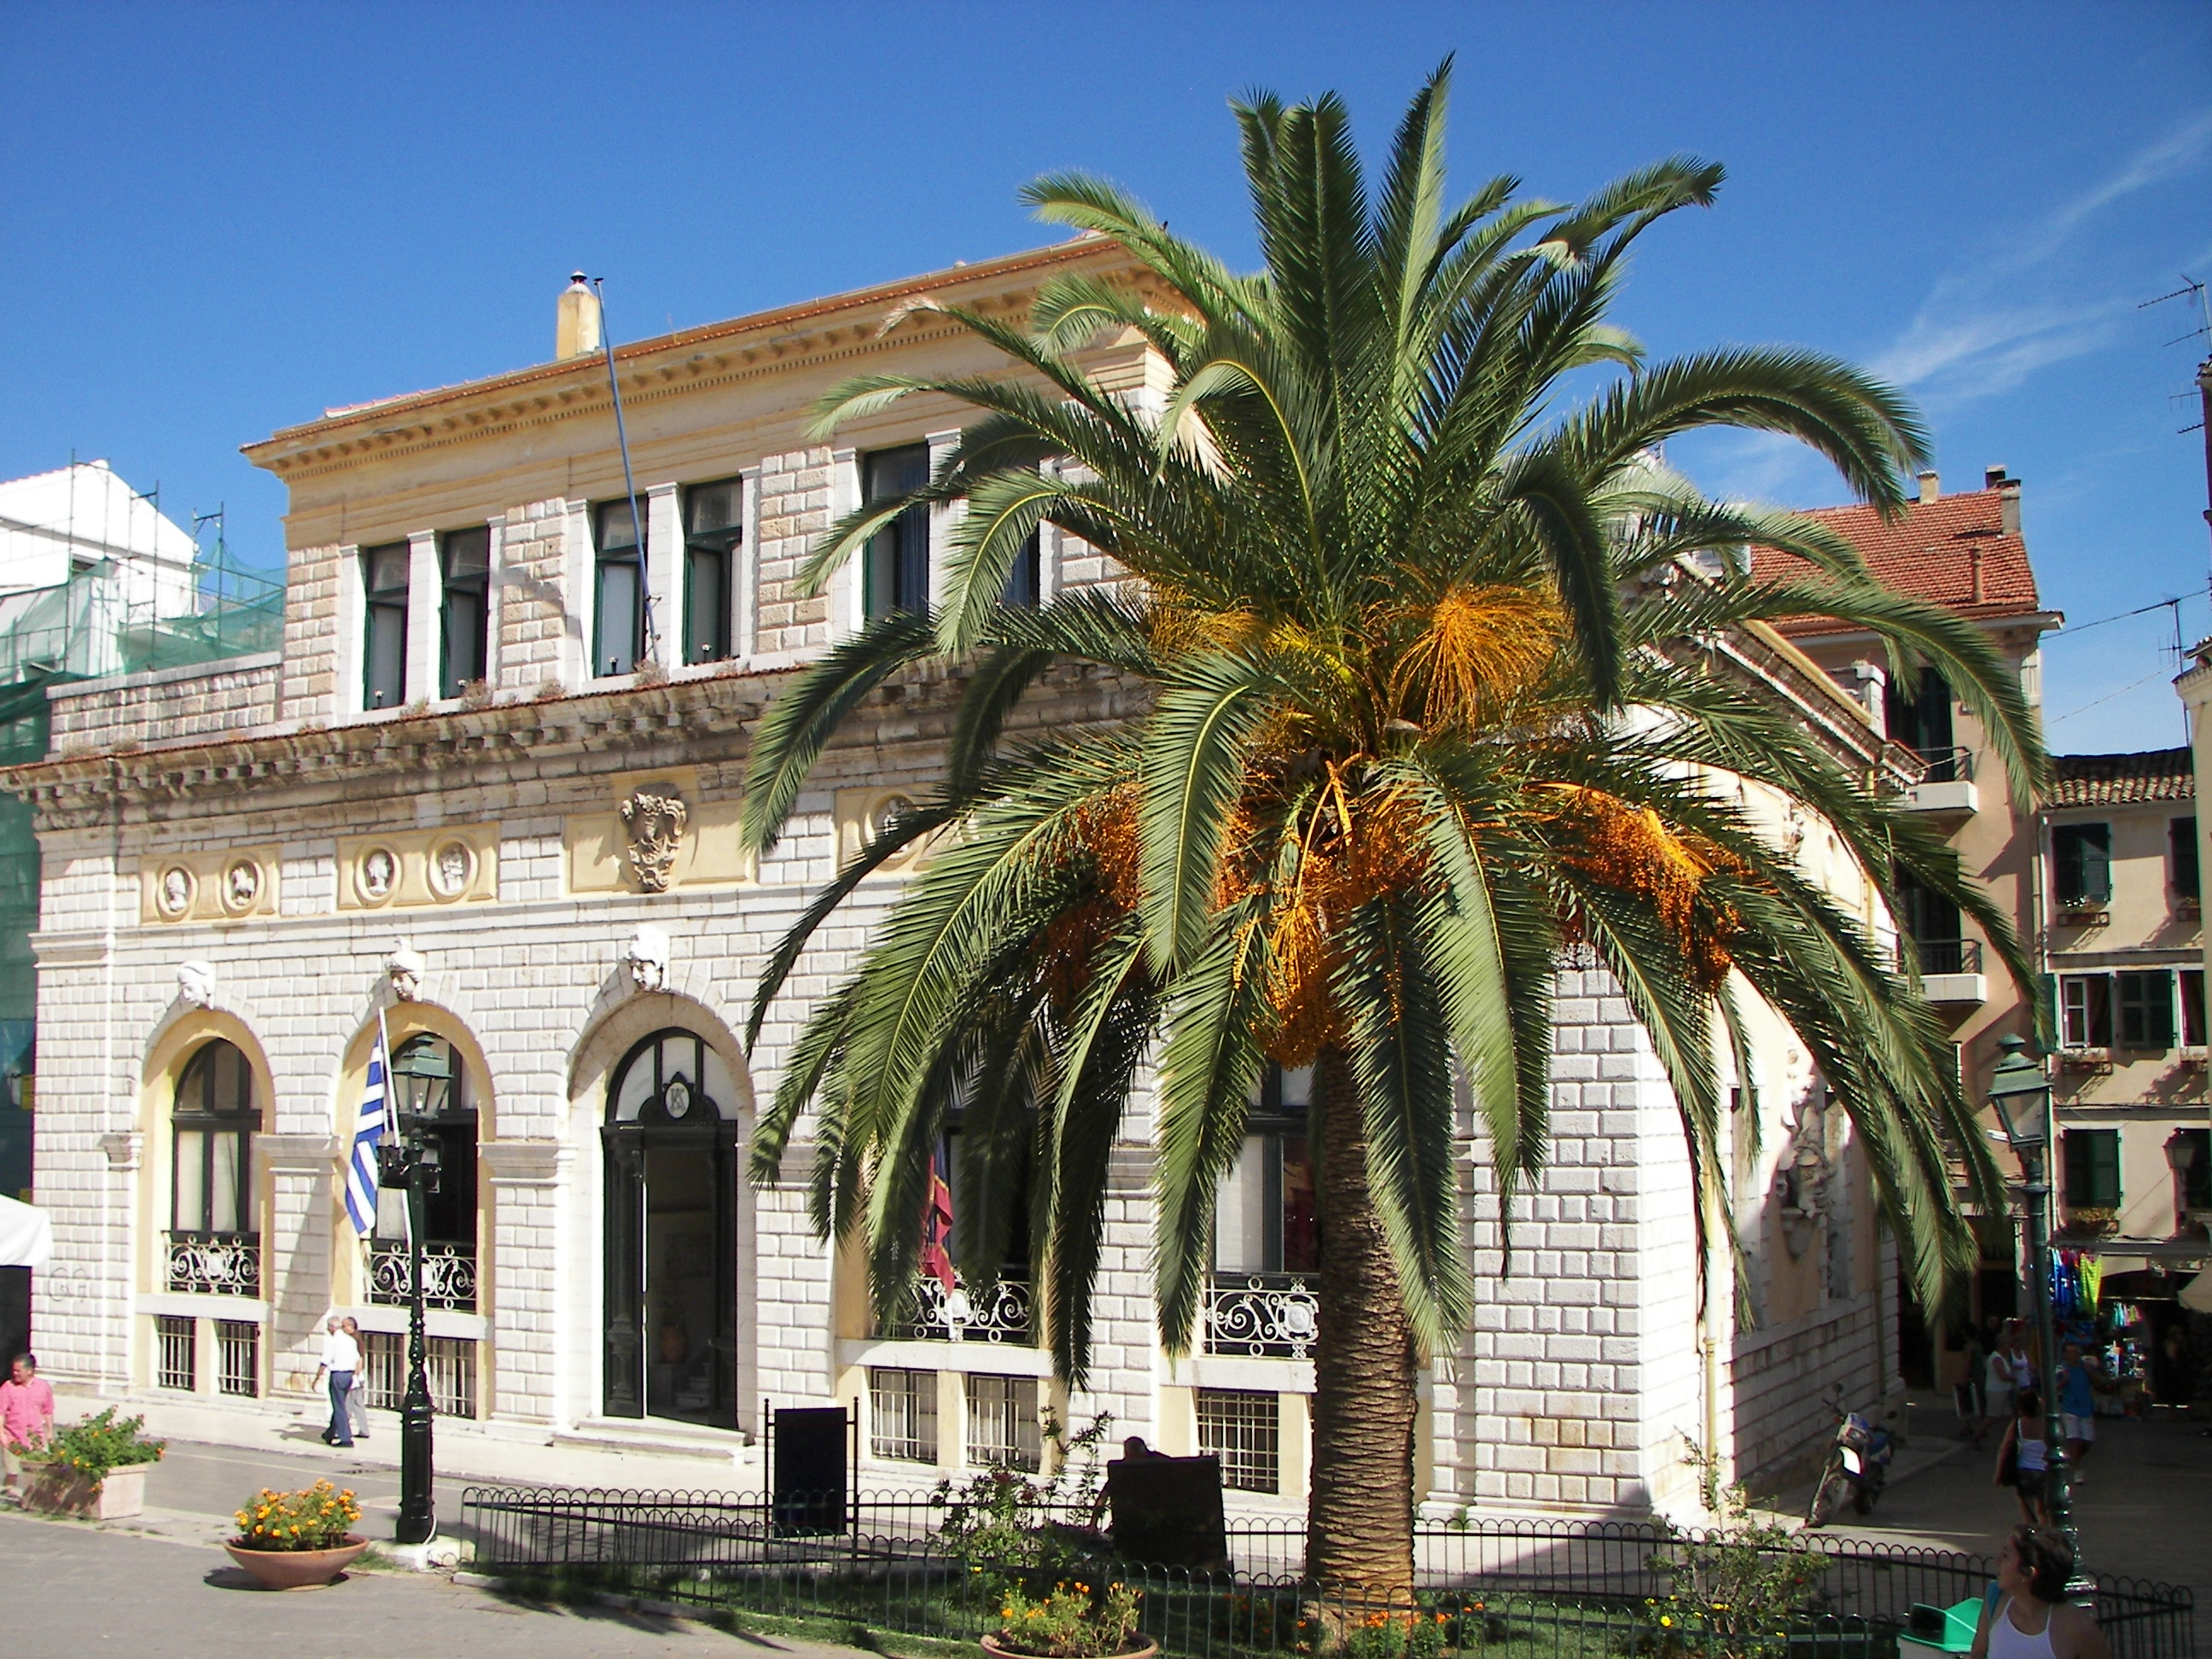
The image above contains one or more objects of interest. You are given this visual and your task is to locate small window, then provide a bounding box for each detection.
[1884,667,1955,765]
[2052,823,2112,908]
[964,1374,1041,1472]
[1197,1388,1281,1493]
[1002,531,1042,609]
[2173,818,2199,902]
[439,527,492,699]
[593,498,649,676]
[155,1315,195,1391]
[869,1367,939,1463]
[216,1319,259,1398]
[360,1330,478,1417]
[864,445,931,620]
[361,542,410,710]
[2062,1129,2121,1209]
[2059,975,2112,1050]
[2182,970,2205,1047]
[2177,1127,2211,1211]
[682,479,742,664]
[2116,970,2175,1050]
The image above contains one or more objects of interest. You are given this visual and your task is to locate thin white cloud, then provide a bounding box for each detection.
[1870,110,2212,408]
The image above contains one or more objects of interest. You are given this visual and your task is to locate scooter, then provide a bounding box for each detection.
[1804,1406,1894,1527]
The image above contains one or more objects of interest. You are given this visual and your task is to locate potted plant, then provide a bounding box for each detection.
[20,1408,166,1520]
[224,1479,368,1589]
[984,1580,1153,1659]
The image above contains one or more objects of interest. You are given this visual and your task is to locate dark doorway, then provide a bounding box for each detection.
[602,1029,740,1427]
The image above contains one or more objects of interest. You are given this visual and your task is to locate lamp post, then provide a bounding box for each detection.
[1988,1035,2088,1597]
[380,1041,451,1546]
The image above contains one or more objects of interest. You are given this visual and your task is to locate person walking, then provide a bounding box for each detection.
[1959,1325,1989,1442]
[0,1352,55,1505]
[1995,1390,2051,1526]
[340,1317,370,1441]
[1968,1525,2110,1659]
[310,1315,360,1449]
[2056,1343,2098,1484]
[1982,1332,2018,1452]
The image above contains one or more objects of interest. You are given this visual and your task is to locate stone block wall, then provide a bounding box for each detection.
[47,655,281,756]
[494,502,580,696]
[753,449,835,658]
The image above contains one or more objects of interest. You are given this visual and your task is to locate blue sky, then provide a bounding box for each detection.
[3,2,2208,751]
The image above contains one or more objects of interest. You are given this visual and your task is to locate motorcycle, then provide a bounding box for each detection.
[1804,1406,1894,1527]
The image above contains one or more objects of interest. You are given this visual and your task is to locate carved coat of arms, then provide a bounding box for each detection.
[620,789,689,893]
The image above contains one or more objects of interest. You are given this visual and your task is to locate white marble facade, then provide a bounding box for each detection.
[8,243,1901,1518]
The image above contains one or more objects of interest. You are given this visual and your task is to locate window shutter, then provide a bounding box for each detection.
[2055,829,2084,905]
[2082,824,2111,902]
[2092,1132,2121,1208]
[2038,974,2058,1050]
[2174,817,2200,899]
[2150,971,2177,1049]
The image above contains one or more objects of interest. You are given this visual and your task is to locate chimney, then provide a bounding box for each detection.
[1916,469,1940,504]
[1998,477,2022,537]
[1970,545,1984,604]
[1984,464,2008,489]
[556,271,602,362]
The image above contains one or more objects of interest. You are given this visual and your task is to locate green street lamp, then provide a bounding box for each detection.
[1988,1035,2087,1598]
[380,1040,451,1547]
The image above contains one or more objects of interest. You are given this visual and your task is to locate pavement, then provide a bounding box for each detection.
[0,1510,875,1657]
[1767,1398,2212,1643]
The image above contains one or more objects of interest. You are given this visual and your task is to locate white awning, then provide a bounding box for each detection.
[0,1194,53,1270]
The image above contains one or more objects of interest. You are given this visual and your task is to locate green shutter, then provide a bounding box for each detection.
[2082,824,2112,903]
[2064,1130,2122,1208]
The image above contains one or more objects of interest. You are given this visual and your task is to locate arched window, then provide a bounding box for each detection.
[168,1039,259,1295]
[602,1027,739,1426]
[368,1033,479,1313]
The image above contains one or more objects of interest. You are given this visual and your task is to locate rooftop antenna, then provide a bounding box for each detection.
[2141,276,2212,614]
[591,276,662,666]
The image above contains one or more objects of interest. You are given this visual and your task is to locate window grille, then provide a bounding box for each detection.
[1197,1388,1282,1493]
[869,1367,939,1464]
[964,1374,1041,1471]
[359,1331,478,1418]
[155,1315,195,1391]
[216,1319,259,1397]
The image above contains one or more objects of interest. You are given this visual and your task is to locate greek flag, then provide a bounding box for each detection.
[344,1018,390,1237]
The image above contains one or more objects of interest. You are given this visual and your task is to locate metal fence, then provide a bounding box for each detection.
[457,1487,2195,1659]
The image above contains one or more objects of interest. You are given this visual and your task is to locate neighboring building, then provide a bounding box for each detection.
[1754,470,2061,1378]
[0,460,279,1365]
[6,248,1912,1518]
[2037,749,2209,1238]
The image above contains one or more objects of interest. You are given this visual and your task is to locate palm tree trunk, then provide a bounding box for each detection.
[1306,1046,1418,1598]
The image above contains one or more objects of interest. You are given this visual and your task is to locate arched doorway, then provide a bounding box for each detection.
[602,1027,739,1425]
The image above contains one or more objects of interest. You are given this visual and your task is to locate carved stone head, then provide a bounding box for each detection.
[387,942,427,1002]
[176,960,217,1009]
[627,924,671,992]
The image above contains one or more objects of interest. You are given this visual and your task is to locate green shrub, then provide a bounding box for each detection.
[992,1580,1144,1657]
[937,1412,1113,1570]
[41,1409,164,1482]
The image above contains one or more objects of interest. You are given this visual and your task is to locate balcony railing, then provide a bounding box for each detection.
[1912,745,1976,783]
[166,1231,260,1297]
[1912,937,1984,976]
[886,1273,1033,1344]
[367,1240,478,1312]
[1204,1272,1320,1359]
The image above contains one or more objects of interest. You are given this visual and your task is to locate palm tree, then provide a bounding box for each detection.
[738,62,2041,1596]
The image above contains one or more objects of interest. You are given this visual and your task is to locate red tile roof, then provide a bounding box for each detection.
[2046,748,2196,807]
[1749,485,2044,634]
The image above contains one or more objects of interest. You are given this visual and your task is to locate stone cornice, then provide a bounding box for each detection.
[242,241,1150,484]
[256,1132,340,1171]
[480,1140,568,1185]
[0,655,1145,830]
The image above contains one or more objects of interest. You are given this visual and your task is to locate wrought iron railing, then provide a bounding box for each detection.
[886,1273,1033,1343]
[1912,744,1976,783]
[454,1487,2197,1659]
[1203,1272,1319,1359]
[1912,936,1984,976]
[166,1230,260,1297]
[368,1240,478,1311]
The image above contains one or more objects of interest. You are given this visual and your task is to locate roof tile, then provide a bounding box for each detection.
[2045,748,2195,807]
[1749,486,2042,629]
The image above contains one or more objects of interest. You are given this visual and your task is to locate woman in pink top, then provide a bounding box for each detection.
[0,1351,56,1502]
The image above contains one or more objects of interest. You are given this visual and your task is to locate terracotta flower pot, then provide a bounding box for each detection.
[981,1634,1157,1659]
[223,1534,370,1590]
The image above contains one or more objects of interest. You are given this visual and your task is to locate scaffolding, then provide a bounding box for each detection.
[0,489,285,1202]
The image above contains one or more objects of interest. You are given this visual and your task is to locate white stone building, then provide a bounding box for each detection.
[7,243,1909,1518]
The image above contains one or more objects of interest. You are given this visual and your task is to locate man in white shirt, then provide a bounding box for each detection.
[311,1316,361,1448]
